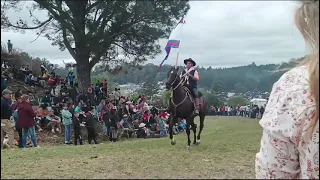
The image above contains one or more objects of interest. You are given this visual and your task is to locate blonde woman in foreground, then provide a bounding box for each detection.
[255,0,319,179]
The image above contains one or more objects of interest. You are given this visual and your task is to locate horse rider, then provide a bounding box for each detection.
[182,58,200,115]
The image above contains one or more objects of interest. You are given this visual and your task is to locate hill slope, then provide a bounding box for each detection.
[2,44,304,94]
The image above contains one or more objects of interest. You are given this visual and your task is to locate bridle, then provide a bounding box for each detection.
[168,70,187,91]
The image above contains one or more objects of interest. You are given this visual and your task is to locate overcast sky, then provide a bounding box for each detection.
[1,1,306,68]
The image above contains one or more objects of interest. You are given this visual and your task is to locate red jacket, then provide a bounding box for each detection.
[18,102,36,128]
[48,77,56,86]
[143,113,150,123]
[103,80,107,89]
[159,112,166,118]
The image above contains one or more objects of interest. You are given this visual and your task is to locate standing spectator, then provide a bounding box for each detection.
[49,64,56,76]
[1,89,14,149]
[1,73,8,92]
[255,1,319,178]
[109,106,119,142]
[18,94,39,148]
[14,89,22,100]
[68,72,75,87]
[12,99,22,148]
[259,106,265,118]
[103,79,107,93]
[69,86,78,104]
[87,84,94,104]
[61,104,73,145]
[84,107,99,144]
[113,88,120,106]
[7,40,13,54]
[40,63,47,76]
[73,111,83,145]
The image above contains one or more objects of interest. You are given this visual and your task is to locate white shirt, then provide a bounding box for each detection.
[255,66,319,179]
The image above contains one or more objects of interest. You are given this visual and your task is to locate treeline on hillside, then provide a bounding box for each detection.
[95,58,304,93]
[2,42,304,94]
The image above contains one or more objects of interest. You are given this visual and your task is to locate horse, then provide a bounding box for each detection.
[165,67,207,148]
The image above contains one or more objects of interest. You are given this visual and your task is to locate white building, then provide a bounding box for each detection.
[250,98,268,107]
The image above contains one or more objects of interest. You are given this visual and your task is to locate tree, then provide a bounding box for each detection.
[139,75,160,98]
[3,0,189,91]
[210,79,224,93]
[227,96,248,107]
[162,90,171,106]
[203,92,224,107]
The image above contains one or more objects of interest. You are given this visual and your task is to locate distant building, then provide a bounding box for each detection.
[250,98,268,107]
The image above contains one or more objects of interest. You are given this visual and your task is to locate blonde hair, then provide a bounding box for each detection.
[20,94,30,103]
[295,0,319,135]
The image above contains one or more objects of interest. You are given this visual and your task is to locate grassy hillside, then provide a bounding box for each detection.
[1,116,261,179]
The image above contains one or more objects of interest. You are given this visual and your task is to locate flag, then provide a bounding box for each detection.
[158,17,185,70]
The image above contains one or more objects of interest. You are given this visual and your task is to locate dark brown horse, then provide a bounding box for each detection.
[165,67,207,148]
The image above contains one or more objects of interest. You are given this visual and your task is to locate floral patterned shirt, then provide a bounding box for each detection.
[255,66,319,179]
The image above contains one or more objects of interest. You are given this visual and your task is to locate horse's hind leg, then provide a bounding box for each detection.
[196,115,205,144]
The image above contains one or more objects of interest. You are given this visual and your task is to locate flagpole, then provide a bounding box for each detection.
[175,51,179,68]
[175,15,184,69]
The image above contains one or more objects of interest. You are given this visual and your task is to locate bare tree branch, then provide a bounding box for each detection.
[62,28,76,60]
[8,17,53,30]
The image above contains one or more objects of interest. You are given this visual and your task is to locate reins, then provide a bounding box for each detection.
[169,72,190,115]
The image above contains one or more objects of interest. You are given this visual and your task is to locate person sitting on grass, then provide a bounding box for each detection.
[157,114,167,137]
[35,103,49,131]
[61,103,73,145]
[136,123,148,139]
[119,114,130,129]
[177,119,186,132]
[46,107,61,133]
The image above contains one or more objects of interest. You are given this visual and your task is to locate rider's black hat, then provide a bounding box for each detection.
[184,58,196,66]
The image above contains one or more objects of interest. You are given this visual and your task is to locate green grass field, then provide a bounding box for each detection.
[1,116,262,179]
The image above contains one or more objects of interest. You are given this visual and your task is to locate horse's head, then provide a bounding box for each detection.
[165,67,180,90]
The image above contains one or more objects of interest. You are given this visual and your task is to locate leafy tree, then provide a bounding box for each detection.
[139,75,160,98]
[3,0,189,91]
[203,92,224,107]
[227,96,248,107]
[162,90,171,106]
[210,79,224,93]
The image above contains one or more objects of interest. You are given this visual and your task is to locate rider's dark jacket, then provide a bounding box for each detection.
[182,69,198,89]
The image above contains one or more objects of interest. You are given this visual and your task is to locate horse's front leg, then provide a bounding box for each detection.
[196,115,205,145]
[185,120,191,149]
[169,116,176,145]
[190,118,197,145]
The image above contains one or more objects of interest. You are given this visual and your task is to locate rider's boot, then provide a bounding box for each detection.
[194,98,200,115]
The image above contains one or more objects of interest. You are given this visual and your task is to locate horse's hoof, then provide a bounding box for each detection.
[170,139,176,145]
[196,139,201,145]
[187,145,191,150]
